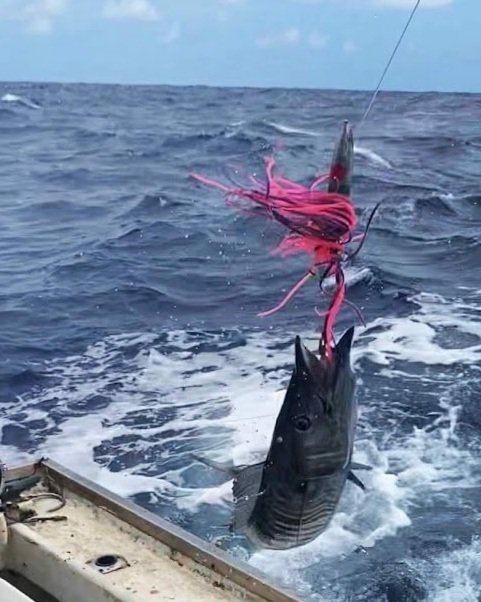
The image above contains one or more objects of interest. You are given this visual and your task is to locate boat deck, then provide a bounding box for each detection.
[1,460,301,602]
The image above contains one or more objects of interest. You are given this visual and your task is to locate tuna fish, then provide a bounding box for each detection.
[193,327,370,550]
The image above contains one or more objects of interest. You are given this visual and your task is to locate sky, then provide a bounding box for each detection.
[0,0,479,92]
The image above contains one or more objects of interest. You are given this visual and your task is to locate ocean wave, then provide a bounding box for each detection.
[354,145,393,169]
[1,291,476,600]
[1,92,40,109]
[265,121,321,137]
[2,83,481,601]
[2,296,472,589]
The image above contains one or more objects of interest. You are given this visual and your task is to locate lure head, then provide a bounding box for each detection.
[327,120,353,196]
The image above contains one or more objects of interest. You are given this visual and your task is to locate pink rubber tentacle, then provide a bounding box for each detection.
[249,175,267,188]
[265,156,276,187]
[257,271,315,318]
[274,177,310,192]
[321,270,346,359]
[328,282,346,339]
[191,173,231,193]
[192,155,364,356]
[310,174,330,190]
[319,281,366,328]
[314,306,328,318]
[344,298,366,327]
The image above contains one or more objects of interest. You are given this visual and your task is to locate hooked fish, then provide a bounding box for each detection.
[193,327,370,550]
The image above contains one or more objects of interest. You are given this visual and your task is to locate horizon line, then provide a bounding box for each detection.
[1,79,479,96]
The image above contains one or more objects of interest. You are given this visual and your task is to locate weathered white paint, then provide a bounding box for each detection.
[1,461,301,602]
[0,513,7,571]
[0,576,36,602]
[4,492,263,602]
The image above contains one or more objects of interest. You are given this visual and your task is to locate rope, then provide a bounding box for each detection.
[358,0,422,128]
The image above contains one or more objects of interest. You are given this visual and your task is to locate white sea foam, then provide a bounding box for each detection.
[354,145,393,169]
[263,123,393,170]
[359,292,481,367]
[1,93,40,110]
[1,291,479,599]
[323,266,373,293]
[426,538,481,602]
[266,121,322,137]
[40,414,171,498]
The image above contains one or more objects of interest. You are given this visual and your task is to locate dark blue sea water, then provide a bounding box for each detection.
[0,82,480,601]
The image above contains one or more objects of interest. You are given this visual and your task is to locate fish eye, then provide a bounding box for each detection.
[294,415,311,431]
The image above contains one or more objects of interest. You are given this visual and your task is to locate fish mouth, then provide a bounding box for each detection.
[294,336,320,378]
[334,325,354,366]
[295,327,354,380]
[291,328,355,424]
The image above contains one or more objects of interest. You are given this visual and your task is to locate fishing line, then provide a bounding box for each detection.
[358,0,422,128]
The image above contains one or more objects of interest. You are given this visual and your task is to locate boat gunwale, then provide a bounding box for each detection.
[6,459,301,602]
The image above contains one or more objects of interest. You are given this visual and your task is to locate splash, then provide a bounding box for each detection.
[354,145,392,169]
[1,93,40,110]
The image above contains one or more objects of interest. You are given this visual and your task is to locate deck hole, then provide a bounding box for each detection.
[94,555,118,568]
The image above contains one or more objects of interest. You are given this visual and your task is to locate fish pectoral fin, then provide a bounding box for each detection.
[232,462,265,531]
[350,462,373,471]
[190,453,240,478]
[347,470,367,491]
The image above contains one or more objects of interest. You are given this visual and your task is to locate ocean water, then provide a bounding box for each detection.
[0,82,480,601]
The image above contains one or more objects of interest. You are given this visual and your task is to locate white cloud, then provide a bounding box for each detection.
[214,0,245,22]
[160,22,180,44]
[24,0,65,32]
[256,28,330,50]
[289,0,453,7]
[102,0,159,21]
[0,0,66,34]
[288,0,328,3]
[283,28,301,44]
[307,33,328,49]
[373,0,452,6]
[256,28,301,48]
[342,39,358,53]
